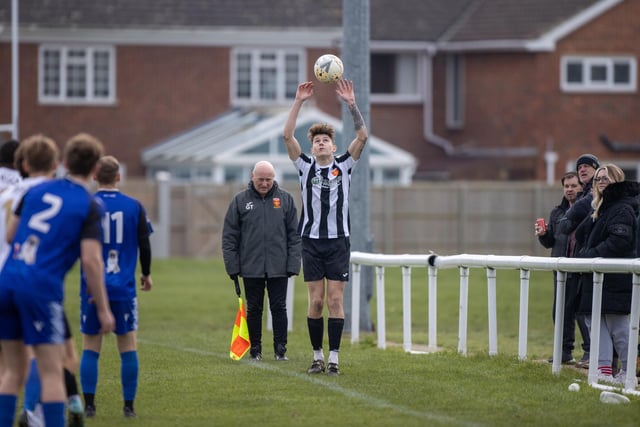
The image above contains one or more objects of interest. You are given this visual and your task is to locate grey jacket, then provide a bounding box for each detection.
[222,181,301,278]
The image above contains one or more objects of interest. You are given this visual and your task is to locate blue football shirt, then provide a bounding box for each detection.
[81,189,153,301]
[1,177,103,302]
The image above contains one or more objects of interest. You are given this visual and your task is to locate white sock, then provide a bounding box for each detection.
[313,349,324,361]
[328,350,339,365]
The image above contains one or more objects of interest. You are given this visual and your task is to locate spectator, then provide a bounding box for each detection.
[80,155,154,419]
[574,163,639,385]
[222,160,301,361]
[536,171,589,365]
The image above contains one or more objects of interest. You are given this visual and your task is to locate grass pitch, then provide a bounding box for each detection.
[57,258,639,426]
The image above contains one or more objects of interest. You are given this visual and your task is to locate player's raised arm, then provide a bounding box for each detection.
[283,82,314,161]
[337,79,368,161]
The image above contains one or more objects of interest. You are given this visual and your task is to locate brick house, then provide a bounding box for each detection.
[0,0,638,182]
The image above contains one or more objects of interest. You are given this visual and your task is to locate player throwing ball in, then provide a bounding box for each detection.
[283,79,368,376]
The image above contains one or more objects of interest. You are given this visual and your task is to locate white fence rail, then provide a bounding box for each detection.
[349,252,640,396]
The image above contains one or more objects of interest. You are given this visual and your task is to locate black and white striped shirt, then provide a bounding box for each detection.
[295,152,357,239]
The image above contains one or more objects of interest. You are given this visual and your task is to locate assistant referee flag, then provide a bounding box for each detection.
[230,297,250,360]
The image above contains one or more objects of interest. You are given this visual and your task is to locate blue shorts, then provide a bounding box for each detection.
[302,236,351,282]
[0,287,65,345]
[81,298,138,336]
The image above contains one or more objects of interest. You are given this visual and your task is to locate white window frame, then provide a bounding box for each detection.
[231,48,305,106]
[370,50,423,104]
[38,45,116,105]
[560,55,637,93]
[446,54,465,129]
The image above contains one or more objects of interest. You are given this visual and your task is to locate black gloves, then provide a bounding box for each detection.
[229,274,239,281]
[287,272,296,278]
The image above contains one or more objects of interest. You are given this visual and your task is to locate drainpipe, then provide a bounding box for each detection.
[422,50,455,155]
[544,137,558,186]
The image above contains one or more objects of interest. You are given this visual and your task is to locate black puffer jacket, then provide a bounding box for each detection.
[574,181,640,314]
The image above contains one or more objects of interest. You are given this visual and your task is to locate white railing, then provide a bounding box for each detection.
[349,252,640,396]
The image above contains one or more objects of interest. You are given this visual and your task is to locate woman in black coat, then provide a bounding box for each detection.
[574,164,639,383]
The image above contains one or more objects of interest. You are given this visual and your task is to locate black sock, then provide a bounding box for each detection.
[84,393,95,407]
[64,368,79,397]
[328,317,344,352]
[125,400,134,410]
[307,317,324,350]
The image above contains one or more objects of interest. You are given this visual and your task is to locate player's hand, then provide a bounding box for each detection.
[296,82,314,101]
[98,308,115,335]
[336,79,355,104]
[140,274,153,291]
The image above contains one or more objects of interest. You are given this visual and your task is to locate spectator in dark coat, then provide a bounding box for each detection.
[574,163,639,384]
[536,171,588,365]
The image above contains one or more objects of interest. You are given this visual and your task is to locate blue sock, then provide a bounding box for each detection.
[0,394,18,427]
[42,401,65,427]
[23,358,41,411]
[121,351,139,401]
[80,350,100,395]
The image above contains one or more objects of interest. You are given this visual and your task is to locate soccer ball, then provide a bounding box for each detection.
[314,54,344,83]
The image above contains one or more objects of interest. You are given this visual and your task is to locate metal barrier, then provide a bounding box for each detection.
[349,252,640,396]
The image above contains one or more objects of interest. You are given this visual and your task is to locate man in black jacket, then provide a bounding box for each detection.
[536,171,587,365]
[222,161,301,361]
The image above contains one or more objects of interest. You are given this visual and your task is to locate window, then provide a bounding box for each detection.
[446,54,465,129]
[370,52,421,103]
[561,56,636,93]
[39,45,115,104]
[232,49,305,105]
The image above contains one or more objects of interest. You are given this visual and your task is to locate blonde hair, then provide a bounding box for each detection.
[591,163,625,220]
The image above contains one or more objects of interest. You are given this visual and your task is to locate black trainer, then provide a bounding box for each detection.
[326,362,340,376]
[546,353,575,364]
[123,406,137,418]
[307,359,325,374]
[84,404,96,418]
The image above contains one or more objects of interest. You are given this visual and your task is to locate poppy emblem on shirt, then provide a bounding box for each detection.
[273,198,281,208]
[332,168,340,177]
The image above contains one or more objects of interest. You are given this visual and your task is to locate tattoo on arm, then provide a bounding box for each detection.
[349,103,365,132]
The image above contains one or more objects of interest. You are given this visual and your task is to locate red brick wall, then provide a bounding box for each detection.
[1,44,231,176]
[427,0,640,180]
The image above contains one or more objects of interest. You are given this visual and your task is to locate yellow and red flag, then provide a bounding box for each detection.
[230,296,250,360]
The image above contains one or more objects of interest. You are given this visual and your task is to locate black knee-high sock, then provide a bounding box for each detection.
[307,317,324,350]
[64,368,79,397]
[327,318,344,352]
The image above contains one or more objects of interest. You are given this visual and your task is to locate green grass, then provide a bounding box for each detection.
[52,258,640,426]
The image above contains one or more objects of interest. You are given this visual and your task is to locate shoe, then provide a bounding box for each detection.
[614,370,638,388]
[546,354,575,364]
[307,359,325,374]
[67,410,84,427]
[123,406,137,418]
[84,405,96,419]
[326,362,340,376]
[597,373,616,385]
[274,353,289,361]
[18,410,29,427]
[250,353,262,361]
[575,353,589,369]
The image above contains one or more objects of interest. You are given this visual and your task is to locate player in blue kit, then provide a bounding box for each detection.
[0,133,114,427]
[79,155,153,419]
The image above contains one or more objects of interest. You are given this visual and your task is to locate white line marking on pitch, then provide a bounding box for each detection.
[139,339,484,427]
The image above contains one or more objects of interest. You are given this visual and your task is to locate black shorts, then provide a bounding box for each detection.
[302,236,350,282]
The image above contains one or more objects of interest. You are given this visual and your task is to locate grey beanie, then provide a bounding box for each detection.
[575,153,600,171]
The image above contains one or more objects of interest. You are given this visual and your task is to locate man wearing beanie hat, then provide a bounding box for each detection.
[556,153,601,367]
[575,153,600,188]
